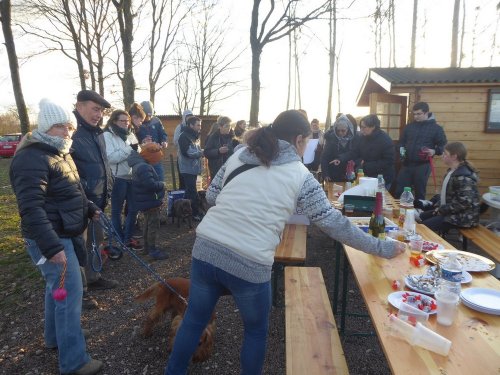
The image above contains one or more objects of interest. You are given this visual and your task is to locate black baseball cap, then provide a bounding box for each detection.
[76,90,111,108]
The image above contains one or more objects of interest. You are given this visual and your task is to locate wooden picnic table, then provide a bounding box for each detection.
[342,227,500,374]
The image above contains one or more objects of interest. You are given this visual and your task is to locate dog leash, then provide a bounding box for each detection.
[94,213,188,306]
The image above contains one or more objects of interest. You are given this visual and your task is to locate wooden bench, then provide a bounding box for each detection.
[285,266,349,375]
[273,224,308,305]
[460,224,500,263]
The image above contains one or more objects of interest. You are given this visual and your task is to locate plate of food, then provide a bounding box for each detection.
[405,269,472,295]
[425,250,495,272]
[387,291,437,314]
[421,240,444,252]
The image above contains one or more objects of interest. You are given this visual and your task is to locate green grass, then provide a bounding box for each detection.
[0,158,43,310]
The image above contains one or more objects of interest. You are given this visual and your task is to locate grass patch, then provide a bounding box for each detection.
[0,158,43,310]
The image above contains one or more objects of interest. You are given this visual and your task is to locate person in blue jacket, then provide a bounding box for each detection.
[137,100,168,182]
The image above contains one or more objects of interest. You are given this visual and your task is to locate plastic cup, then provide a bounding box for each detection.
[398,301,429,325]
[333,184,343,195]
[411,322,452,356]
[409,235,424,257]
[435,288,460,326]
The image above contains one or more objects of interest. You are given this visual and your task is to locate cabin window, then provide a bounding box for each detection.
[486,88,500,133]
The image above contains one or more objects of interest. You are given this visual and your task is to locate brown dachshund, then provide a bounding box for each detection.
[172,199,192,228]
[135,277,190,337]
[167,314,216,363]
[136,277,217,362]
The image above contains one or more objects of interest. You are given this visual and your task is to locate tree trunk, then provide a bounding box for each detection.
[286,32,292,110]
[249,46,261,128]
[0,0,31,134]
[459,0,466,67]
[450,0,460,67]
[410,0,418,67]
[113,0,135,109]
[325,0,336,128]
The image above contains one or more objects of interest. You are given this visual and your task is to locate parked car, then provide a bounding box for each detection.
[0,133,22,158]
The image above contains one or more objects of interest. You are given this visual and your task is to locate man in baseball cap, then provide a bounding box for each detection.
[72,90,117,310]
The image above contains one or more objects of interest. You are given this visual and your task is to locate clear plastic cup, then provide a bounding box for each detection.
[435,288,460,326]
[409,234,424,257]
[411,322,452,356]
[398,301,429,325]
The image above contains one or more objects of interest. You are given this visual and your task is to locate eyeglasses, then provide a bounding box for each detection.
[52,124,75,132]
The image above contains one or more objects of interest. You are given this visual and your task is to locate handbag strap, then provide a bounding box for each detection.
[223,164,259,188]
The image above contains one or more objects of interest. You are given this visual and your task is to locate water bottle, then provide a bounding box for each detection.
[356,169,364,185]
[398,187,414,228]
[403,208,416,236]
[377,174,386,207]
[440,253,463,294]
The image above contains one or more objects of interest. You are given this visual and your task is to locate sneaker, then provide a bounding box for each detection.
[87,277,118,291]
[126,238,144,251]
[82,294,99,310]
[148,248,168,260]
[73,358,103,375]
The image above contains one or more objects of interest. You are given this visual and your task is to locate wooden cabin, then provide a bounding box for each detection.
[357,67,500,197]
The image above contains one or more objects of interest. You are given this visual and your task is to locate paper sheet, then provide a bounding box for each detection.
[302,139,319,164]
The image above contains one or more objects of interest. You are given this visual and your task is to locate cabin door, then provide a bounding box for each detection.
[369,93,408,193]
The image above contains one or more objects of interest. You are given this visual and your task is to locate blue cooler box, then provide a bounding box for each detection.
[167,190,185,217]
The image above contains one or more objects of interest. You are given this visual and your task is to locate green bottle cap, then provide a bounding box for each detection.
[404,187,412,192]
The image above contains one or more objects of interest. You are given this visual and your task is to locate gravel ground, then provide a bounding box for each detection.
[0,218,396,375]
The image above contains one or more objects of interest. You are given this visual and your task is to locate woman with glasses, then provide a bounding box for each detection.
[103,110,142,250]
[321,114,358,182]
[203,116,235,180]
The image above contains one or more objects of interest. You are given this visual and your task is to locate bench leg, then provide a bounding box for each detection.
[462,236,468,251]
[340,250,349,336]
[333,241,342,315]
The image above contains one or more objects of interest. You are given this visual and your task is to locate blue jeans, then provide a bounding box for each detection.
[181,173,199,216]
[25,238,89,374]
[165,258,271,375]
[111,177,137,242]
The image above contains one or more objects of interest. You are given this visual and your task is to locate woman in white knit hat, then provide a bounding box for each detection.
[9,99,103,375]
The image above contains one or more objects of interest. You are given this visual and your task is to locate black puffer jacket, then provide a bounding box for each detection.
[9,135,98,261]
[71,111,113,210]
[203,130,234,179]
[340,128,395,185]
[128,151,165,211]
[321,130,357,181]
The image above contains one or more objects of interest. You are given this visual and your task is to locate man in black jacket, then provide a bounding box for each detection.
[72,90,116,306]
[395,102,447,201]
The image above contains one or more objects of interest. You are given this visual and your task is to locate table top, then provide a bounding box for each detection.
[275,224,307,263]
[343,225,500,374]
[483,192,500,210]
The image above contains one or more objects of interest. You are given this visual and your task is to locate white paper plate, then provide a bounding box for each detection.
[387,291,437,314]
[460,288,500,312]
[461,298,500,315]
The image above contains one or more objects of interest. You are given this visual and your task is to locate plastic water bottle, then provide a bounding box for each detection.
[403,208,416,236]
[398,187,414,228]
[377,174,386,207]
[440,253,463,294]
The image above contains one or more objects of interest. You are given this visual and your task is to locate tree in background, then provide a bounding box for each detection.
[451,0,460,67]
[410,0,418,67]
[0,0,30,134]
[324,0,336,128]
[146,0,191,105]
[249,0,329,127]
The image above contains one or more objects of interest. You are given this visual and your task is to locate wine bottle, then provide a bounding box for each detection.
[368,192,386,239]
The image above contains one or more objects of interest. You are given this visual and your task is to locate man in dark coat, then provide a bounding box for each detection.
[71,90,116,307]
[395,102,447,200]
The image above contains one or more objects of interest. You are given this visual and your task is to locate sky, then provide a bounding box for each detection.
[0,0,499,125]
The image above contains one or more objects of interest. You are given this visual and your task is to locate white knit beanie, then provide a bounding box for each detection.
[37,98,72,133]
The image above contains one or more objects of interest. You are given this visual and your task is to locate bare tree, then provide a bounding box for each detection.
[187,4,241,116]
[249,0,329,127]
[112,0,136,109]
[389,0,396,67]
[471,5,480,65]
[459,0,466,67]
[146,0,192,104]
[172,54,197,115]
[0,0,30,134]
[410,0,418,67]
[451,0,460,67]
[325,0,336,128]
[491,2,500,66]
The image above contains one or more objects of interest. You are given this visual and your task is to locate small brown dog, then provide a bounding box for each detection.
[135,277,190,337]
[172,199,192,228]
[168,314,216,363]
